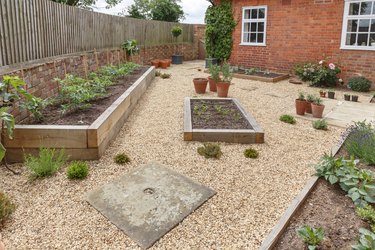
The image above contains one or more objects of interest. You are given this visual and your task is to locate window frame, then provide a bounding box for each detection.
[340,0,375,51]
[240,6,268,46]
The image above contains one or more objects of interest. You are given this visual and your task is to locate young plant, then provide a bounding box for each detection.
[155,70,161,77]
[298,92,306,101]
[209,63,221,82]
[221,61,233,83]
[114,153,130,165]
[279,114,296,124]
[197,143,222,159]
[356,205,375,232]
[0,191,15,224]
[306,94,315,102]
[25,148,68,179]
[352,228,375,250]
[160,73,171,79]
[313,97,323,106]
[296,225,325,250]
[67,161,89,180]
[244,148,259,159]
[121,39,140,57]
[312,119,328,130]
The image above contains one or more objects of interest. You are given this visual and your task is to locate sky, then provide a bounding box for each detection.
[93,0,211,24]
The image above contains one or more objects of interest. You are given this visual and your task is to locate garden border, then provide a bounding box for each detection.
[231,72,289,83]
[259,135,348,249]
[2,66,155,162]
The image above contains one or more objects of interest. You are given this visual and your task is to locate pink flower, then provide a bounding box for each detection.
[329,63,335,70]
[319,60,324,65]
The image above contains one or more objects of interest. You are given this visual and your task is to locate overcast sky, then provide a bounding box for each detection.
[93,0,210,24]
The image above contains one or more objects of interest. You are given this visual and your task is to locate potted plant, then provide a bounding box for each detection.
[193,78,208,94]
[311,97,325,118]
[327,90,335,99]
[216,61,232,97]
[121,39,140,62]
[159,60,169,69]
[319,89,326,98]
[208,63,220,92]
[151,59,160,68]
[344,93,351,101]
[171,26,183,64]
[352,95,359,102]
[306,94,315,114]
[295,92,307,116]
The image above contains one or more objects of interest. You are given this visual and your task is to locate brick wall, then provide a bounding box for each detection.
[228,0,375,88]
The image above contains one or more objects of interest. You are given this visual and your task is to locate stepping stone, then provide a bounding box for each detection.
[86,162,216,249]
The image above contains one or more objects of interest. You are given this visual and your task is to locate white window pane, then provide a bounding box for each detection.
[243,33,250,43]
[258,22,265,32]
[251,9,258,19]
[346,33,357,45]
[373,1,375,14]
[370,33,375,45]
[244,23,251,32]
[359,19,370,31]
[251,22,257,32]
[259,8,265,18]
[347,19,358,32]
[360,2,373,15]
[371,19,375,31]
[257,33,264,43]
[244,10,251,19]
[358,33,369,45]
[250,33,256,42]
[349,2,360,15]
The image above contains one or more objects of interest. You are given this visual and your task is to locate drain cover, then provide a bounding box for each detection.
[86,162,216,249]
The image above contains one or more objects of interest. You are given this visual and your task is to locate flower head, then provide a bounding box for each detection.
[319,60,324,65]
[329,63,336,70]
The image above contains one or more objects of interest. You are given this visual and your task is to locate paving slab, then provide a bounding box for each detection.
[86,162,216,249]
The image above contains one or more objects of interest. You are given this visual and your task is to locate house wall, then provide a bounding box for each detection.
[229,0,375,88]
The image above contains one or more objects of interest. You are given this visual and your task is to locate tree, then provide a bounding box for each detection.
[50,0,122,9]
[127,0,151,19]
[126,0,184,22]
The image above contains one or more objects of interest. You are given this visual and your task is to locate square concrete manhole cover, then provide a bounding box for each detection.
[86,162,216,249]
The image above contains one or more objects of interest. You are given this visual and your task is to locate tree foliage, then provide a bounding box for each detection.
[50,0,122,8]
[126,0,184,22]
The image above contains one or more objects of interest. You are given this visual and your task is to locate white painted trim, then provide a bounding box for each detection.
[241,5,268,46]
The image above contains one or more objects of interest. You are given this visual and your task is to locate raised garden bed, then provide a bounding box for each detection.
[184,97,264,144]
[232,69,289,83]
[2,66,155,162]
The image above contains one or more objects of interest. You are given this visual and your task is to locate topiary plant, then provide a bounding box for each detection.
[0,191,15,225]
[197,143,222,159]
[171,26,182,55]
[114,153,130,165]
[67,161,89,179]
[348,76,372,92]
[279,114,296,124]
[244,148,259,159]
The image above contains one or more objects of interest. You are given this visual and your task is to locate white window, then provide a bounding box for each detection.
[341,0,375,50]
[241,6,267,46]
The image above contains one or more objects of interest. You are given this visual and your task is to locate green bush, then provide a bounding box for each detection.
[279,114,296,124]
[294,61,340,87]
[25,148,68,179]
[67,161,89,180]
[244,148,259,159]
[160,73,171,79]
[296,225,325,249]
[197,143,222,159]
[114,153,130,165]
[348,76,372,92]
[0,191,15,224]
[312,119,328,130]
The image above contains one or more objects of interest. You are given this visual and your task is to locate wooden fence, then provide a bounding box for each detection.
[0,0,195,67]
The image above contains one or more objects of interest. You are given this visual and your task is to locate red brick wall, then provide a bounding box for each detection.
[229,0,375,87]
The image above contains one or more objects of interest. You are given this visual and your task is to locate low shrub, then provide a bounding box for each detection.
[296,225,325,249]
[160,73,171,79]
[25,148,68,179]
[155,70,161,77]
[244,148,259,159]
[348,76,372,92]
[67,161,89,179]
[0,191,15,225]
[294,60,340,87]
[312,119,328,130]
[197,143,222,159]
[279,114,296,124]
[114,153,130,165]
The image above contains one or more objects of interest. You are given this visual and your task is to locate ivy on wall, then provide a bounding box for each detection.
[205,1,236,61]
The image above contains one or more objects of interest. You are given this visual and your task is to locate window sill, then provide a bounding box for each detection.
[239,43,266,47]
[340,46,375,51]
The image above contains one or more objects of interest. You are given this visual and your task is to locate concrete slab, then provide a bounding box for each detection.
[86,162,216,249]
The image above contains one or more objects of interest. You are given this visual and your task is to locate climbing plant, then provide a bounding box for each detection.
[205,1,236,61]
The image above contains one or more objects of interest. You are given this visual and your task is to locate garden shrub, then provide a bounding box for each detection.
[244,148,259,159]
[25,148,68,179]
[279,114,296,124]
[312,119,328,130]
[160,73,171,79]
[296,225,325,249]
[197,143,222,159]
[0,191,15,225]
[67,161,89,180]
[114,153,130,165]
[294,60,340,87]
[348,76,372,92]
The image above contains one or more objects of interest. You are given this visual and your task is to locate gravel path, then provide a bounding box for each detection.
[2,60,368,249]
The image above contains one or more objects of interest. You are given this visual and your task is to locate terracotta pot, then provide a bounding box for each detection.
[306,101,313,114]
[207,76,217,92]
[160,60,169,69]
[295,99,307,116]
[319,91,326,98]
[151,59,160,68]
[166,59,172,67]
[216,82,230,97]
[311,103,325,118]
[193,78,208,94]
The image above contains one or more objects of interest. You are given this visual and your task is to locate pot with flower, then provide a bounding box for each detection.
[311,97,325,118]
[319,90,326,98]
[295,92,307,115]
[351,95,359,102]
[327,90,335,99]
[171,26,183,64]
[193,78,208,94]
[216,61,232,97]
[344,93,351,101]
[208,64,220,92]
[306,94,315,114]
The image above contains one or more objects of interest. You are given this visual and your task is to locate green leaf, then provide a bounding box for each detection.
[328,175,338,184]
[0,143,6,162]
[350,192,361,202]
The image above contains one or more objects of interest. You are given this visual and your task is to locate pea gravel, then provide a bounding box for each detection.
[3,60,366,249]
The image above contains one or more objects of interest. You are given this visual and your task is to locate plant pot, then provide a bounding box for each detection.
[193,78,208,94]
[311,104,325,118]
[216,82,230,97]
[151,59,160,68]
[160,60,169,69]
[207,76,217,92]
[205,58,218,68]
[172,55,183,64]
[295,99,307,116]
[328,92,335,99]
[319,91,326,98]
[351,95,359,102]
[166,59,172,67]
[344,95,351,101]
[306,101,313,114]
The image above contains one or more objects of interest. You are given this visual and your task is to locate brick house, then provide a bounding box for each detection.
[217,0,375,87]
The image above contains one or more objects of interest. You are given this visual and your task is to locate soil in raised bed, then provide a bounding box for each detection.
[23,66,149,125]
[236,69,283,79]
[190,99,252,130]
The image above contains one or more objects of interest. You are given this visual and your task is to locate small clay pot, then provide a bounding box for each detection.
[344,95,351,101]
[295,99,307,116]
[311,103,325,118]
[306,101,313,114]
[160,60,169,69]
[216,82,230,97]
[166,59,172,67]
[319,91,326,98]
[151,59,160,68]
[351,95,359,102]
[193,78,208,94]
[207,76,217,92]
